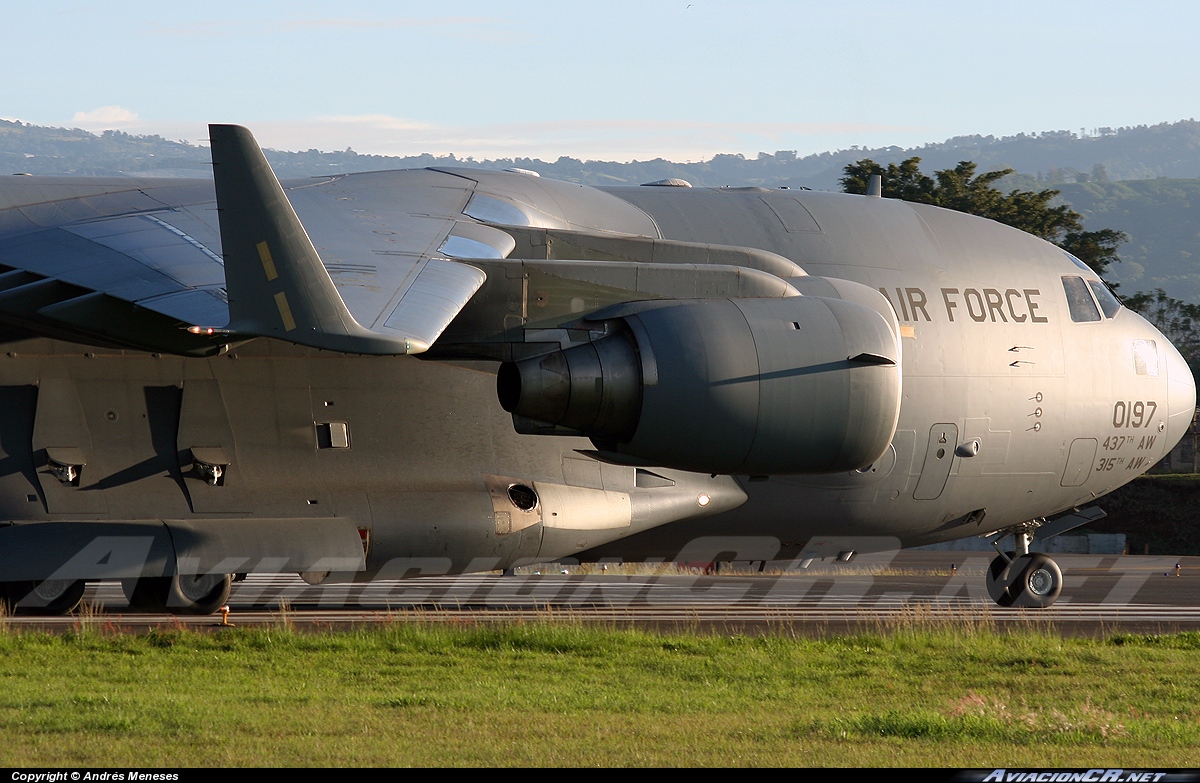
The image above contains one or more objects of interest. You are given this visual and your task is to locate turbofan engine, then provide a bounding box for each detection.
[497,290,903,475]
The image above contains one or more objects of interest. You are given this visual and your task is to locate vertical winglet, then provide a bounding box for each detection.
[209,124,419,354]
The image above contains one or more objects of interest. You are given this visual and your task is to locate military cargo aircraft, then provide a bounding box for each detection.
[0,125,1190,615]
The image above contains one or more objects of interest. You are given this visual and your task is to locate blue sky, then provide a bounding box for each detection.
[4,1,1198,161]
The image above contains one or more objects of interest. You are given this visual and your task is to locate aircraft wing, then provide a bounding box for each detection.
[0,124,801,358]
[0,125,491,356]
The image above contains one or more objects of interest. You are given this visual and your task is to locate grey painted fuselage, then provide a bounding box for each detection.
[0,167,1190,578]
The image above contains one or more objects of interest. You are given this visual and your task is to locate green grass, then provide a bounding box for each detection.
[0,623,1198,766]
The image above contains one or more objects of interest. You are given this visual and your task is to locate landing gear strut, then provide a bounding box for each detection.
[985,522,1063,609]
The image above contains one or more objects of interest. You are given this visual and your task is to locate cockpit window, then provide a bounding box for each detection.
[1087,279,1122,318]
[1062,276,1101,322]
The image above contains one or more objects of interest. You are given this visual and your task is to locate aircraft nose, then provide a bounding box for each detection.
[1163,339,1196,450]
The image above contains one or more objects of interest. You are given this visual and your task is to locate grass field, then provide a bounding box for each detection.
[0,620,1198,767]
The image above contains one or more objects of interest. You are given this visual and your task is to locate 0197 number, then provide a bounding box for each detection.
[1112,400,1157,429]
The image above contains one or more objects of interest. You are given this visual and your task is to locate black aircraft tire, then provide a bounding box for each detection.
[1007,553,1063,609]
[125,577,168,612]
[986,553,1017,606]
[986,552,1063,609]
[1,579,87,616]
[126,574,233,616]
[0,581,25,613]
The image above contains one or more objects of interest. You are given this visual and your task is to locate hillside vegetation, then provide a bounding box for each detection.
[7,118,1200,186]
[1053,179,1200,301]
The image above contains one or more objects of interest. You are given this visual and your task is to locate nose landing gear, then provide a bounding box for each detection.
[984,521,1064,608]
[986,551,1063,608]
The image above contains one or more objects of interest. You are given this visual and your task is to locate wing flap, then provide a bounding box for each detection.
[0,262,223,356]
[379,259,488,339]
[38,291,225,356]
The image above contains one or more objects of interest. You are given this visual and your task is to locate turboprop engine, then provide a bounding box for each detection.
[498,289,903,475]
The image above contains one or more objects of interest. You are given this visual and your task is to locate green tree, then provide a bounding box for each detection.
[841,157,1127,278]
[839,158,936,204]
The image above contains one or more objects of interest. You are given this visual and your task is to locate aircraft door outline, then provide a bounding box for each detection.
[914,423,958,500]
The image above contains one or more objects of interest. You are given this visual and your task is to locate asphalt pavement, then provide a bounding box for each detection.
[9,551,1200,636]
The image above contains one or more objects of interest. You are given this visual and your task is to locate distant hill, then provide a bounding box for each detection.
[2,117,1199,301]
[0,121,446,179]
[7,117,1200,185]
[1054,179,1200,302]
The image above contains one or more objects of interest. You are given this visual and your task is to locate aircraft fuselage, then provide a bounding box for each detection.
[0,167,1191,587]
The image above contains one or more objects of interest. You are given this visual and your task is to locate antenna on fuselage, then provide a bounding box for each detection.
[866,174,882,197]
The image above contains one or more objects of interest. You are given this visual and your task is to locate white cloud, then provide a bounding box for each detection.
[72,106,141,127]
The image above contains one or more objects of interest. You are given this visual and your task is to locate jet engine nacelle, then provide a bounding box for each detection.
[498,290,903,475]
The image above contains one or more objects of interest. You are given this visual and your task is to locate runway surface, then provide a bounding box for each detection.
[10,552,1200,636]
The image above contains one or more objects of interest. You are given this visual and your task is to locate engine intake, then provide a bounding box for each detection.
[499,292,902,475]
[497,330,642,442]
